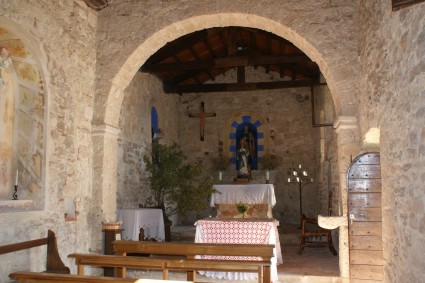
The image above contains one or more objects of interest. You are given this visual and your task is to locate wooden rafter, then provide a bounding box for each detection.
[392,0,425,10]
[141,26,323,94]
[142,54,312,72]
[164,80,326,94]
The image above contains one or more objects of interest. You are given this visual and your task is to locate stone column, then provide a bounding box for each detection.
[90,124,120,253]
[333,116,361,280]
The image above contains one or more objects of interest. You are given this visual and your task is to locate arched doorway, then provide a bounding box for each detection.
[93,12,360,279]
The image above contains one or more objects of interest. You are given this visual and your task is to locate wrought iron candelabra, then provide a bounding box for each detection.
[287,164,313,228]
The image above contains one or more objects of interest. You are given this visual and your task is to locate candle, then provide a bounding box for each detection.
[15,170,18,186]
[288,178,290,182]
[303,171,307,176]
[219,171,222,181]
[296,177,300,182]
[299,164,302,169]
[293,171,297,176]
[266,171,270,180]
[311,178,314,182]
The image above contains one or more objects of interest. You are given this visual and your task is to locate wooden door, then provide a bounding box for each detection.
[347,153,384,282]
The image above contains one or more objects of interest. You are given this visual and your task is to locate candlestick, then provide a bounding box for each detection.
[13,185,18,200]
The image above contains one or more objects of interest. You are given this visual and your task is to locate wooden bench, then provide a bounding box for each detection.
[9,271,185,283]
[68,253,269,282]
[0,230,70,274]
[112,240,274,283]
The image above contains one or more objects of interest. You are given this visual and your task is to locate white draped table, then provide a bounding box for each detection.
[117,208,165,241]
[194,218,282,282]
[210,184,276,207]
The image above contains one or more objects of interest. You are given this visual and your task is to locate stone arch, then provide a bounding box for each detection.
[94,13,359,278]
[98,13,353,128]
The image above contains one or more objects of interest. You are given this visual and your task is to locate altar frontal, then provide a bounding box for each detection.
[211,184,276,219]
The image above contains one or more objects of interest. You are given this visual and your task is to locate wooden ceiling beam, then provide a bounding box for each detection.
[142,54,312,72]
[146,28,223,64]
[164,80,326,94]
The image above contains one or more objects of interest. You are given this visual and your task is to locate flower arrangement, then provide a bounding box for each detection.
[259,154,281,170]
[236,202,249,218]
[210,155,231,171]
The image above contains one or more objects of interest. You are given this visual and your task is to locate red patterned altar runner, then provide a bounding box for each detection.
[194,218,281,282]
[197,220,271,261]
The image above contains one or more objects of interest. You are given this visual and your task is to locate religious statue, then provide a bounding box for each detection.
[237,137,251,179]
[235,124,257,181]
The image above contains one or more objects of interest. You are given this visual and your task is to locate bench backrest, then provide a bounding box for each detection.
[9,271,142,283]
[0,230,70,274]
[69,253,269,272]
[113,240,274,259]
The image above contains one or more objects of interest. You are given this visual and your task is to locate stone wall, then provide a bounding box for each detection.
[0,0,365,281]
[117,72,181,209]
[0,0,97,280]
[358,0,425,281]
[179,67,325,225]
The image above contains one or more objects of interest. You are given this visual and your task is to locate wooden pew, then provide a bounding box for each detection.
[0,230,70,274]
[112,240,274,283]
[9,271,181,283]
[68,253,268,282]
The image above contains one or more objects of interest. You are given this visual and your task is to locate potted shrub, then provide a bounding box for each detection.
[143,141,216,218]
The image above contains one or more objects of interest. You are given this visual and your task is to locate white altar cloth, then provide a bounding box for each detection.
[117,208,165,241]
[210,184,276,207]
[194,218,282,282]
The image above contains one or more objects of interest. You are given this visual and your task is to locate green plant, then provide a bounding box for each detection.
[143,141,216,217]
[210,155,231,171]
[236,202,249,217]
[259,154,281,170]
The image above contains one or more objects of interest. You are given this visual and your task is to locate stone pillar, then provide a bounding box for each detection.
[333,116,361,280]
[90,124,120,253]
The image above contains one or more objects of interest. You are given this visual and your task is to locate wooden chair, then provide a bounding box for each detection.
[298,191,337,255]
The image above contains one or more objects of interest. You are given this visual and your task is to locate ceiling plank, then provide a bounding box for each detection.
[142,54,312,72]
[164,80,326,93]
[146,28,223,64]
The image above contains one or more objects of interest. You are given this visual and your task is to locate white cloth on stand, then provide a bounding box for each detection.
[117,208,165,241]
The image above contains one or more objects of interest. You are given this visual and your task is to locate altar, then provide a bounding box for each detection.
[195,218,282,282]
[211,184,276,218]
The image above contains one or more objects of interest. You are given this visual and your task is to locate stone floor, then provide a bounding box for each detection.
[127,223,341,283]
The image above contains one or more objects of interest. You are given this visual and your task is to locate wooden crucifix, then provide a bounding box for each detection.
[189,102,216,141]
